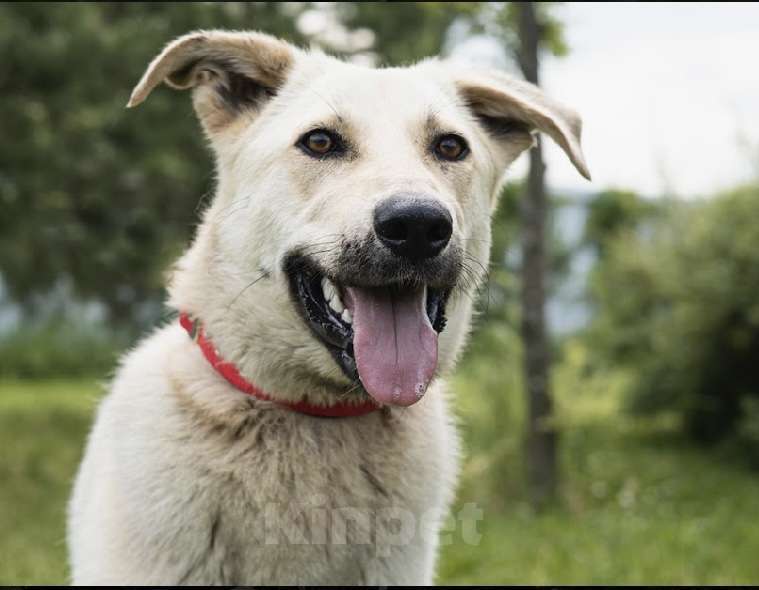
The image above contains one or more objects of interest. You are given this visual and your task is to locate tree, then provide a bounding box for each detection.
[0,3,307,330]
[513,1,558,507]
[470,2,570,506]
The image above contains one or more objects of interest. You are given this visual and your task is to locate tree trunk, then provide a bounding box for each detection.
[516,1,558,508]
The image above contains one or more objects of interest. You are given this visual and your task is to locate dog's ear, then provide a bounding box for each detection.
[127,30,296,136]
[452,68,590,180]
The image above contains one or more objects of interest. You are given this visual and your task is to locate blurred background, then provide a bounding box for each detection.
[2,2,759,584]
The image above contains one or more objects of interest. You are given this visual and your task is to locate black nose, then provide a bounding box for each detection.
[373,197,453,261]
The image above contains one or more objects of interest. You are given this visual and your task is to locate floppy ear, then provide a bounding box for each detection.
[127,30,296,136]
[452,68,591,180]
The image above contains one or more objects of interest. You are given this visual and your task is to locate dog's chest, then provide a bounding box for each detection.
[179,401,452,584]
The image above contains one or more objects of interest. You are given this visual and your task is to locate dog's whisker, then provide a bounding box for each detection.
[214,193,253,212]
[225,270,271,310]
[457,254,494,313]
[194,188,215,215]
[216,202,254,223]
[339,379,365,398]
[309,88,342,121]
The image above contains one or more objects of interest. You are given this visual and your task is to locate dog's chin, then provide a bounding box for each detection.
[284,252,455,407]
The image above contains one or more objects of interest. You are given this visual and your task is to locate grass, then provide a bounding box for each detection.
[2,352,759,584]
[0,379,105,585]
[441,396,759,584]
[440,340,759,584]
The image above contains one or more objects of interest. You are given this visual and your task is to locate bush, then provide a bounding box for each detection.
[587,185,759,457]
[0,318,126,379]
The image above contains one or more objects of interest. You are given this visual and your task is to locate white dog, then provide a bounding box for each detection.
[67,30,589,585]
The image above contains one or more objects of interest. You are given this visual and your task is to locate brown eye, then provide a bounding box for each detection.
[297,129,344,158]
[307,131,332,153]
[434,134,469,161]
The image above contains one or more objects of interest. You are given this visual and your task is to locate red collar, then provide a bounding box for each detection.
[179,313,380,418]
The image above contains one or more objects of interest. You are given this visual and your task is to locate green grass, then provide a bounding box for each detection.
[440,400,759,584]
[2,362,759,584]
[0,379,105,585]
[440,340,759,584]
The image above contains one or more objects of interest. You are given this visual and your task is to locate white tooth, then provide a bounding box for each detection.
[342,309,352,324]
[321,277,336,302]
[330,295,344,314]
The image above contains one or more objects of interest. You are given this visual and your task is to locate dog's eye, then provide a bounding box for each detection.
[433,134,469,162]
[297,129,343,158]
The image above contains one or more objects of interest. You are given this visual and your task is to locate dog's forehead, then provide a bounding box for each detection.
[287,59,462,125]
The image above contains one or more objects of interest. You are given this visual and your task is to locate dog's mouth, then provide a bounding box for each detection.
[286,256,450,407]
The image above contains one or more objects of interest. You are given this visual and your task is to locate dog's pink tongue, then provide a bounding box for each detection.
[345,286,438,406]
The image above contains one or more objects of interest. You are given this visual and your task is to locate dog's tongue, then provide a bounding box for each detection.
[344,286,437,406]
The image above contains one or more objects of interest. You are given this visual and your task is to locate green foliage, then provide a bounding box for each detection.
[588,185,759,452]
[334,2,482,64]
[0,316,126,379]
[469,182,577,329]
[453,320,526,502]
[475,2,569,62]
[738,397,759,468]
[0,3,307,326]
[583,188,661,256]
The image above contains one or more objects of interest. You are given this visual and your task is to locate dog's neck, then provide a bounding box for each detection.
[179,312,381,418]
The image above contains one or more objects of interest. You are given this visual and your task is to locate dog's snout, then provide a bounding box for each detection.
[373,196,453,261]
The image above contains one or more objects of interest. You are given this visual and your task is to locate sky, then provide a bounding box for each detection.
[451,2,759,197]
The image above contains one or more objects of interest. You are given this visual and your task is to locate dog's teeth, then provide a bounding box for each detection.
[329,295,344,315]
[321,276,347,317]
[342,309,352,324]
[321,277,336,303]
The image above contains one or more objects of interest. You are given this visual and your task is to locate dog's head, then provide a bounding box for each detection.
[130,30,589,407]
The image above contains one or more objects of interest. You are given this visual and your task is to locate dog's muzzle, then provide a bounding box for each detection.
[285,199,460,408]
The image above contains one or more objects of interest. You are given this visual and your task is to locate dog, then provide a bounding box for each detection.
[67,29,589,585]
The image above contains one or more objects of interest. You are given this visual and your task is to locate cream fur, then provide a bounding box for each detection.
[68,30,587,585]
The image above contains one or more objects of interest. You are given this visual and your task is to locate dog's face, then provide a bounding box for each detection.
[130,31,589,406]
